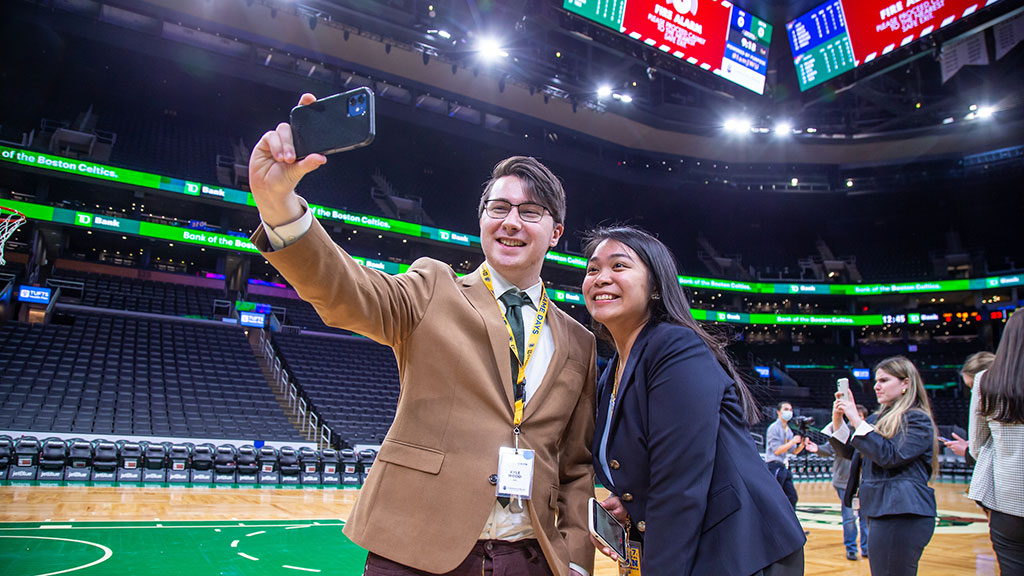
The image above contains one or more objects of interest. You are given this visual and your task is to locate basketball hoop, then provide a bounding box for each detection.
[0,205,27,266]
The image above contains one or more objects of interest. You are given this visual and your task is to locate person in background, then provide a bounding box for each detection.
[944,351,996,464]
[813,404,870,561]
[766,401,807,508]
[583,225,805,576]
[969,309,1024,575]
[823,356,938,576]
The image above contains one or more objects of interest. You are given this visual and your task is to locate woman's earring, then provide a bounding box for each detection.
[901,388,908,395]
[651,293,661,300]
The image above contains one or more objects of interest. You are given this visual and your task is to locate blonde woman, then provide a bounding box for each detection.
[823,356,938,576]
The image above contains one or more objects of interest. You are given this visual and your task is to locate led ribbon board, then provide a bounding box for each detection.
[788,0,1006,91]
[564,0,773,94]
[4,146,1022,296]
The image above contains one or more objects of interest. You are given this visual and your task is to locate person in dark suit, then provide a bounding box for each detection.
[581,226,805,576]
[824,356,938,576]
[248,93,597,576]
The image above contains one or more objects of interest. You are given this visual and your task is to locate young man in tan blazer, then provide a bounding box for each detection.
[248,93,597,576]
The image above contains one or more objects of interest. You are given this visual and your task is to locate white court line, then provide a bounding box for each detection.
[40,525,73,529]
[285,525,310,530]
[0,522,344,531]
[245,530,266,537]
[231,540,240,548]
[237,552,259,561]
[283,565,321,572]
[0,535,113,576]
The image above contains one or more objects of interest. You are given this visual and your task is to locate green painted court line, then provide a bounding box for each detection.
[0,519,368,575]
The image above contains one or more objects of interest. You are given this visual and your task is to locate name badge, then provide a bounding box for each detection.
[496,447,534,499]
[619,540,642,575]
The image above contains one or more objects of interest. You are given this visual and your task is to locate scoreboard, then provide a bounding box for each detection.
[564,0,773,94]
[788,0,1007,91]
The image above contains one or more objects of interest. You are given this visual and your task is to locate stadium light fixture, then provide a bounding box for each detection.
[724,117,752,134]
[977,106,995,119]
[597,85,613,99]
[477,37,508,61]
[790,177,799,186]
[845,178,854,188]
[774,122,792,136]
[612,93,633,103]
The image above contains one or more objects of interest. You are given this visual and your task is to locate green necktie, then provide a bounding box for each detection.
[499,289,531,380]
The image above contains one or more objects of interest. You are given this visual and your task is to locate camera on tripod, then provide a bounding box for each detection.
[793,415,814,436]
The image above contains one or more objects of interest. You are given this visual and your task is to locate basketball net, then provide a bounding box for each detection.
[0,206,26,266]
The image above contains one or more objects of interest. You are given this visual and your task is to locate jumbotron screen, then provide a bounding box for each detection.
[788,0,1007,91]
[563,0,773,94]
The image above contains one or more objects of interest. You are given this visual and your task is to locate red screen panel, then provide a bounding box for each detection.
[621,0,732,72]
[844,0,992,64]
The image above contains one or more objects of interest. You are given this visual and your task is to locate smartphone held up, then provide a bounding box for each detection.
[290,87,376,159]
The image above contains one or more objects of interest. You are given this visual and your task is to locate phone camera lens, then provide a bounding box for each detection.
[358,95,365,103]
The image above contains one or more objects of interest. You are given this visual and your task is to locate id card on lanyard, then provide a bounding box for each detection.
[480,265,550,504]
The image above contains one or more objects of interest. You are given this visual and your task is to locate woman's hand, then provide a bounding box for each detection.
[590,495,627,562]
[835,389,862,428]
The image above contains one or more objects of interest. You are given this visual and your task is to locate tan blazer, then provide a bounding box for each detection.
[253,218,596,575]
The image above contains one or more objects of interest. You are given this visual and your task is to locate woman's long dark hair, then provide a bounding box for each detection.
[583,225,760,424]
[980,308,1024,424]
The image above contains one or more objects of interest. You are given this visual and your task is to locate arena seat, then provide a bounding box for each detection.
[236,445,258,484]
[0,435,13,480]
[37,437,69,481]
[257,446,280,484]
[64,439,94,481]
[10,436,40,481]
[299,446,321,484]
[143,442,168,482]
[213,444,237,483]
[277,446,301,485]
[320,448,341,485]
[117,441,143,482]
[91,441,119,482]
[190,443,215,483]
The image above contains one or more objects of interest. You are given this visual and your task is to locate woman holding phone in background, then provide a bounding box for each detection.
[582,226,805,576]
[824,356,938,576]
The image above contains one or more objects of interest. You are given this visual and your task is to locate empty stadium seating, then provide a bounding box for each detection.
[0,314,305,441]
[272,333,399,446]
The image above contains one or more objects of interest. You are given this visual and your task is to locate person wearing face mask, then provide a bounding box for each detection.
[766,402,807,508]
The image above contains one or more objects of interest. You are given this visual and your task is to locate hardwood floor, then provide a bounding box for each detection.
[0,481,998,575]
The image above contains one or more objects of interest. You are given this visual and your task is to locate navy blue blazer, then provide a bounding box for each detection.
[831,410,937,519]
[594,321,805,576]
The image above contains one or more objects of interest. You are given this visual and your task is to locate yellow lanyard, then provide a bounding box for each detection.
[480,264,549,428]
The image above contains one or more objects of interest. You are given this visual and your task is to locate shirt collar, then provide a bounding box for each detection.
[485,264,543,309]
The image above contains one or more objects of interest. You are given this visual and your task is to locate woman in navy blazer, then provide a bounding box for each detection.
[826,356,938,576]
[582,226,805,576]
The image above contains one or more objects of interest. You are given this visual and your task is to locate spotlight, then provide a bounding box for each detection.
[618,94,633,103]
[597,85,612,98]
[790,177,799,186]
[845,178,854,188]
[977,106,995,119]
[724,118,752,134]
[477,37,508,61]
[774,122,792,136]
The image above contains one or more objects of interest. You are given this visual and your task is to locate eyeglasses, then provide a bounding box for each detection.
[483,199,550,223]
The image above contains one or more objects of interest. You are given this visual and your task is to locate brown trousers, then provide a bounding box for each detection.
[363,539,555,576]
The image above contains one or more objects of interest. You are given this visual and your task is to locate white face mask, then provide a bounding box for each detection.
[780,410,793,422]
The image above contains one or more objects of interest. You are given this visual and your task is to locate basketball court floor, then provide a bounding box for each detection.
[0,480,997,575]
